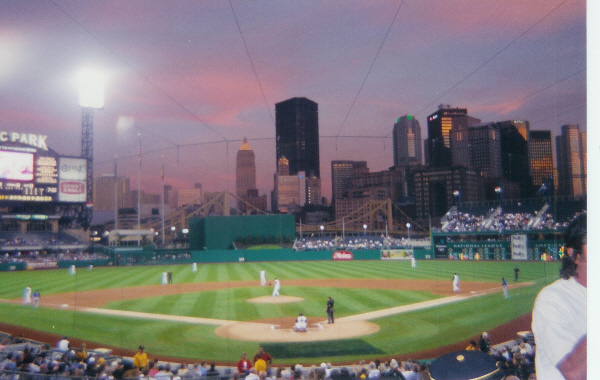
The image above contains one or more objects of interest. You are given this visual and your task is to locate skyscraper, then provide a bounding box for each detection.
[495,120,533,198]
[425,106,480,168]
[275,97,320,178]
[556,124,586,197]
[331,160,368,206]
[93,175,129,211]
[529,130,554,192]
[236,138,256,198]
[450,123,502,178]
[393,115,422,167]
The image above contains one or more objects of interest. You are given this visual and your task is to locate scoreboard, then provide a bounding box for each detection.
[0,132,86,203]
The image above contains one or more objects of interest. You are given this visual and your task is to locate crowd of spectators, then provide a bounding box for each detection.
[294,235,430,252]
[0,251,109,264]
[1,331,539,380]
[0,232,82,249]
[440,207,582,233]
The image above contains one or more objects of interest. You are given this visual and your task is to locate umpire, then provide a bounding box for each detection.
[326,296,334,324]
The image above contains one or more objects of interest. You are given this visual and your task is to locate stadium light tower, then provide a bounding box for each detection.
[78,67,105,230]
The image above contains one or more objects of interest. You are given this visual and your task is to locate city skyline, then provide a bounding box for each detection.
[0,1,588,202]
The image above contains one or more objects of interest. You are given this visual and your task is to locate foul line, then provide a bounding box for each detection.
[1,282,534,326]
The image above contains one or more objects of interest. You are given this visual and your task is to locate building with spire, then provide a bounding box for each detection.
[235,138,266,213]
[236,138,256,198]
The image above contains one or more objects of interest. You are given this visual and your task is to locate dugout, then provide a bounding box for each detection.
[188,214,296,250]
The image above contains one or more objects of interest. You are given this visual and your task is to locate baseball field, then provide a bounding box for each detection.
[0,259,560,365]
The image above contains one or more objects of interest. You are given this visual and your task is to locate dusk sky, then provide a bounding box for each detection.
[0,0,588,202]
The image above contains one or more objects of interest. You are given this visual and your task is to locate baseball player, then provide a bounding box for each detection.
[452,273,460,292]
[23,285,32,305]
[272,278,280,296]
[502,277,509,298]
[294,313,307,332]
[32,289,40,308]
[260,269,266,286]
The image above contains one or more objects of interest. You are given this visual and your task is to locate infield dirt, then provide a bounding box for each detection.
[1,278,533,365]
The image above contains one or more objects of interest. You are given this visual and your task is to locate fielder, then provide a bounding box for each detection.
[411,257,417,268]
[161,272,168,285]
[192,262,198,272]
[259,269,266,286]
[452,273,460,292]
[502,277,509,298]
[68,265,76,275]
[23,285,32,305]
[32,289,40,308]
[272,278,280,296]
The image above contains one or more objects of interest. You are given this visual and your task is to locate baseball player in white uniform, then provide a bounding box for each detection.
[23,285,32,305]
[294,313,307,332]
[452,273,460,292]
[272,278,280,296]
[260,269,266,286]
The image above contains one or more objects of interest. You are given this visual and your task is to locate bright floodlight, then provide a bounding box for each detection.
[78,67,105,108]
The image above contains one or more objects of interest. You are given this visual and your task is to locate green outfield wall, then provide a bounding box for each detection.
[189,214,296,250]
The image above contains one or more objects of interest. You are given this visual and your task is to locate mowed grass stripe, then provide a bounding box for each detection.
[0,260,561,299]
[0,260,551,364]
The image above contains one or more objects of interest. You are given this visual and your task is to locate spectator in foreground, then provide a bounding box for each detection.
[532,213,587,380]
[133,345,148,370]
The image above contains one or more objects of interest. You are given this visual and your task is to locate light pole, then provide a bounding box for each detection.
[495,186,502,207]
[320,225,324,238]
[363,224,367,236]
[406,223,411,243]
[182,228,189,248]
[78,67,105,230]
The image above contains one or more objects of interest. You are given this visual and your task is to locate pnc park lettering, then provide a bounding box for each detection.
[0,131,48,150]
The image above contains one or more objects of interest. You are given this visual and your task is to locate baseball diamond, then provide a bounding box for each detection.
[0,259,558,365]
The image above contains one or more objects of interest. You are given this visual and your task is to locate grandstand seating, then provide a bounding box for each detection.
[0,330,536,380]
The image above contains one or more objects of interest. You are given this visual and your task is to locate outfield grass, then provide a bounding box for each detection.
[0,259,560,363]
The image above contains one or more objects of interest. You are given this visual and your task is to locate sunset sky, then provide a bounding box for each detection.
[0,0,588,201]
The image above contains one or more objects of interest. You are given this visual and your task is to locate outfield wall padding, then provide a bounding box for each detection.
[189,215,296,250]
[190,249,383,263]
[0,262,26,271]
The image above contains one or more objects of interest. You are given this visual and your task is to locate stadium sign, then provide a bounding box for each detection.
[0,135,86,203]
[0,131,48,150]
[332,250,353,260]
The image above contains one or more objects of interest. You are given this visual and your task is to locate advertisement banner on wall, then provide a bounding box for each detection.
[511,234,528,260]
[381,249,414,260]
[58,157,86,203]
[332,251,353,260]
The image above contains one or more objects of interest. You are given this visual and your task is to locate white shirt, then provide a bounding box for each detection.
[532,277,586,380]
[58,339,70,350]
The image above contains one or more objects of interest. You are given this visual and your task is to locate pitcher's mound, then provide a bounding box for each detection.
[216,319,379,342]
[247,295,304,304]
